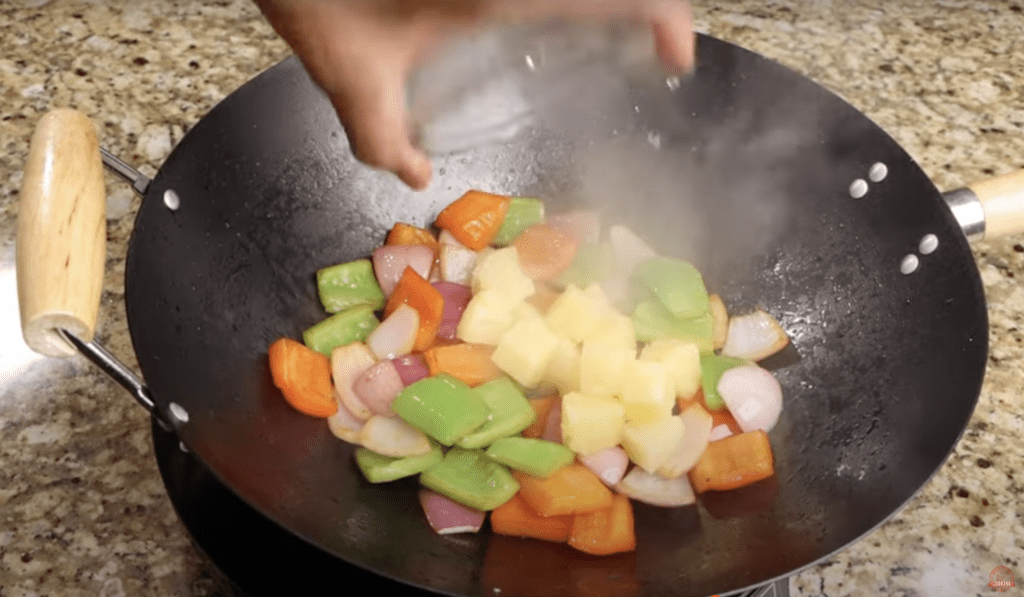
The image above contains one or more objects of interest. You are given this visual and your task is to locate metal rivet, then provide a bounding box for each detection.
[919,234,939,255]
[524,54,536,71]
[163,189,180,211]
[849,179,869,199]
[900,254,919,275]
[666,76,681,90]
[869,162,889,182]
[169,402,189,423]
[179,441,189,453]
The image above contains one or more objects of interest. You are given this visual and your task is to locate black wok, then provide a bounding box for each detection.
[19,34,998,596]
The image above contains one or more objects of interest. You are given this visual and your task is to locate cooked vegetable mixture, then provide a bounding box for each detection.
[268,189,791,555]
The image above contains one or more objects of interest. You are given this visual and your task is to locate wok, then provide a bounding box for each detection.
[16,34,1021,596]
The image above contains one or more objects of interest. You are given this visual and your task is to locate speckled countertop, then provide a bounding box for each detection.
[1,1,1022,596]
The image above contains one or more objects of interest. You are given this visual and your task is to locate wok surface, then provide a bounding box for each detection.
[123,35,986,596]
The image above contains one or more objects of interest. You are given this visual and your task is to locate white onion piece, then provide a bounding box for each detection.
[393,354,430,386]
[373,244,434,296]
[327,398,365,444]
[656,405,712,478]
[367,304,419,360]
[708,294,729,351]
[358,415,432,457]
[721,309,790,361]
[609,224,657,273]
[354,360,405,417]
[438,229,468,249]
[331,342,377,420]
[717,365,783,433]
[541,396,563,443]
[616,467,696,507]
[579,447,630,486]
[432,281,473,340]
[419,489,486,535]
[547,210,601,244]
[709,424,734,442]
[439,243,478,286]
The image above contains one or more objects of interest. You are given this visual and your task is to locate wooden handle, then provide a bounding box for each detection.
[17,109,106,357]
[969,169,1024,239]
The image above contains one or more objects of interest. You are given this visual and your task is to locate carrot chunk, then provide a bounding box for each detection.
[568,493,636,556]
[385,267,445,351]
[689,430,775,493]
[514,464,613,517]
[423,343,503,387]
[434,190,510,250]
[491,493,573,542]
[267,337,336,417]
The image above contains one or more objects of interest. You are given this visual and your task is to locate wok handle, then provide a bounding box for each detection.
[16,109,106,357]
[969,169,1024,239]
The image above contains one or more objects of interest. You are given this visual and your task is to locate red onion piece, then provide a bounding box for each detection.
[419,489,486,535]
[432,281,473,340]
[579,447,629,486]
[373,245,434,297]
[393,354,430,386]
[327,397,365,444]
[717,365,783,433]
[354,360,405,417]
[367,304,419,360]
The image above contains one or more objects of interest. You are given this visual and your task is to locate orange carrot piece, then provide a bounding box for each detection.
[525,283,562,314]
[267,338,337,418]
[434,190,511,250]
[689,430,775,494]
[491,493,573,542]
[423,343,503,387]
[522,395,558,439]
[512,224,579,280]
[385,267,445,351]
[515,464,613,517]
[568,493,636,556]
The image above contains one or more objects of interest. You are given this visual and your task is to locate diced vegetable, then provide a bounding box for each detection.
[708,294,729,350]
[540,396,563,443]
[438,229,467,248]
[657,404,713,478]
[331,341,377,420]
[419,489,487,535]
[630,300,713,351]
[385,267,445,351]
[640,339,701,400]
[392,354,429,386]
[438,243,477,286]
[458,378,536,449]
[699,353,750,411]
[721,309,790,361]
[386,222,440,254]
[303,305,379,356]
[621,416,685,473]
[485,437,574,478]
[512,224,579,280]
[420,447,520,511]
[560,392,625,456]
[568,493,636,556]
[316,259,386,313]
[267,337,337,418]
[392,374,490,446]
[709,424,734,442]
[555,242,614,289]
[717,365,783,433]
[366,304,419,360]
[619,359,674,423]
[515,463,613,517]
[432,281,473,340]
[327,398,366,443]
[456,289,516,345]
[578,446,630,486]
[545,283,612,343]
[689,430,775,493]
[470,246,535,306]
[358,415,432,457]
[525,283,562,314]
[616,467,696,507]
[373,244,434,297]
[633,257,709,319]
[434,190,511,250]
[355,442,443,483]
[522,396,558,439]
[546,209,601,244]
[423,343,503,388]
[490,492,573,542]
[491,316,561,388]
[353,359,404,417]
[608,224,657,274]
[492,197,545,246]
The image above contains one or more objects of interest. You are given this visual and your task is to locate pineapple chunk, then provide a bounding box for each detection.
[579,340,633,396]
[583,312,636,352]
[491,317,560,388]
[561,392,626,456]
[544,336,582,394]
[545,283,612,343]
[620,360,674,423]
[456,290,515,345]
[640,339,701,399]
[471,247,534,307]
[621,416,685,473]
[511,301,543,325]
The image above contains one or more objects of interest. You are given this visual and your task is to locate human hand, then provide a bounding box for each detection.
[254,0,696,190]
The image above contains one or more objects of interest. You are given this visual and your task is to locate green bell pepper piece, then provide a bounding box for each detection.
[354,442,443,483]
[492,197,545,246]
[555,242,614,289]
[316,259,386,313]
[420,447,520,511]
[303,305,379,356]
[699,354,751,411]
[457,377,536,449]
[631,300,713,352]
[392,374,490,446]
[634,256,709,319]
[485,437,574,479]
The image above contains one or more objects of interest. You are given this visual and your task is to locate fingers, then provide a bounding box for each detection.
[649,1,696,72]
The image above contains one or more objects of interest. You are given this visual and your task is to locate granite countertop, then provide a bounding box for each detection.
[1,1,1022,595]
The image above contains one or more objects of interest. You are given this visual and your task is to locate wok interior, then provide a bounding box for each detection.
[125,36,986,597]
